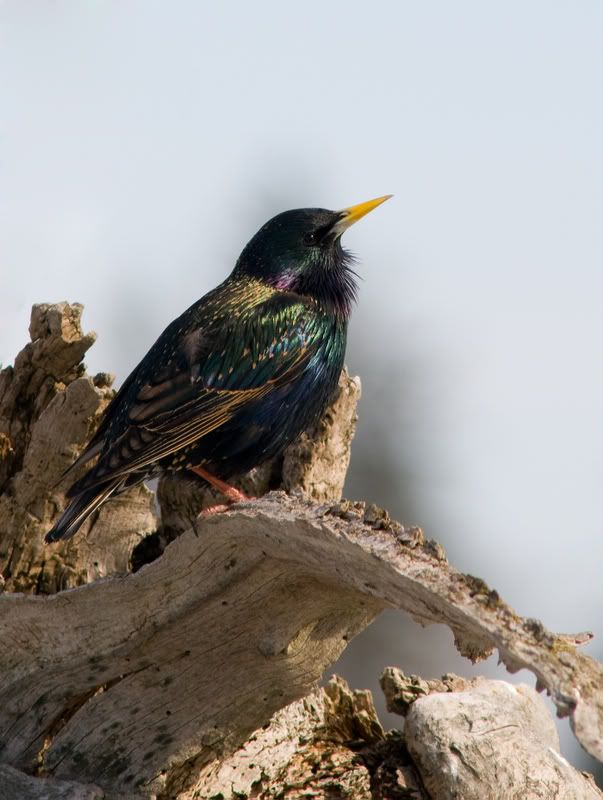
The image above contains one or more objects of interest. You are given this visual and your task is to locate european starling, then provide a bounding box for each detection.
[45,195,391,542]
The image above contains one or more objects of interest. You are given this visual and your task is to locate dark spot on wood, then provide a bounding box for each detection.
[154,732,174,745]
[71,751,88,766]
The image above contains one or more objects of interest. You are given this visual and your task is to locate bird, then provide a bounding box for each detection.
[45,195,391,542]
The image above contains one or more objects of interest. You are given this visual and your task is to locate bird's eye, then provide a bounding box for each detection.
[303,231,318,246]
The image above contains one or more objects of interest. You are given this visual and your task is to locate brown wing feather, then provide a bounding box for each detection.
[66,293,319,495]
[82,336,311,487]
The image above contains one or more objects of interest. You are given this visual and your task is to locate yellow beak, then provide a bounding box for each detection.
[336,194,392,232]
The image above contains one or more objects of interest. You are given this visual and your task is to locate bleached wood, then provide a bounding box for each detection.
[1,493,603,797]
[0,303,157,594]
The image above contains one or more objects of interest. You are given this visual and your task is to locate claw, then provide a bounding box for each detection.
[200,503,231,517]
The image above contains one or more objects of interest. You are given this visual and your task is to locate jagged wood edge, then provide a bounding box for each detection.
[0,493,602,797]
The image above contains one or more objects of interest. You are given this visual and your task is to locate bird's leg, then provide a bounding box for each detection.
[189,465,250,504]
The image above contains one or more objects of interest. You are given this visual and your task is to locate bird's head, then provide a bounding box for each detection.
[233,195,391,316]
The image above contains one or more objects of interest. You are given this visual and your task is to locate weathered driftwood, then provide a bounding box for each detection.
[185,674,423,799]
[2,491,603,798]
[3,672,601,800]
[0,303,157,594]
[1,303,602,799]
[184,671,603,800]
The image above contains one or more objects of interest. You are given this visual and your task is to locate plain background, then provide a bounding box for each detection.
[1,0,602,782]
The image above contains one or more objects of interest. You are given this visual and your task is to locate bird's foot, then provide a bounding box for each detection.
[189,465,254,505]
[199,494,258,518]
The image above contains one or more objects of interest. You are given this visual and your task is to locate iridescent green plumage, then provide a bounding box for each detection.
[46,197,390,542]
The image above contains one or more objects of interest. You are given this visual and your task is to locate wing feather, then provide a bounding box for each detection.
[74,296,318,490]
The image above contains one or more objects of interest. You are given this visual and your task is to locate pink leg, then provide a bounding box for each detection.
[189,465,251,504]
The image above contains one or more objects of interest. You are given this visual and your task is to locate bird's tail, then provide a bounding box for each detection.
[45,480,121,543]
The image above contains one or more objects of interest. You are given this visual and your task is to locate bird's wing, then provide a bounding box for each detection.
[59,364,142,481]
[69,296,320,492]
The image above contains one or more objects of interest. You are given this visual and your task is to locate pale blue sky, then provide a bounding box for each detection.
[1,0,602,775]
